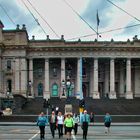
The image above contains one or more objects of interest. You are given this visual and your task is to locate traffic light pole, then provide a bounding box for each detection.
[46,107,48,119]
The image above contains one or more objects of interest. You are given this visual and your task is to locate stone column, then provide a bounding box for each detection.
[93,58,100,99]
[125,58,133,99]
[104,63,109,98]
[14,58,20,94]
[29,58,34,97]
[44,58,50,99]
[109,58,116,99]
[61,58,66,98]
[119,63,125,97]
[76,58,82,99]
[20,58,27,96]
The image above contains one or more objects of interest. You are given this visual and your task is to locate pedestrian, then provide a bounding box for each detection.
[49,111,57,138]
[64,114,67,135]
[73,113,79,135]
[57,111,64,138]
[80,110,90,140]
[104,112,112,134]
[90,112,95,124]
[37,112,48,140]
[64,113,74,140]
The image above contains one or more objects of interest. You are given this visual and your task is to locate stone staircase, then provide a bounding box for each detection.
[1,97,140,122]
[84,97,140,115]
[13,97,140,115]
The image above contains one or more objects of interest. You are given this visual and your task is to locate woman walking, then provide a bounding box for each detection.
[57,111,64,138]
[104,112,112,134]
[73,113,79,135]
[37,112,48,140]
[64,113,74,140]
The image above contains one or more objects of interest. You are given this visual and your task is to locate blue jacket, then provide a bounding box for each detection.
[37,116,48,126]
[104,115,112,123]
[80,114,90,124]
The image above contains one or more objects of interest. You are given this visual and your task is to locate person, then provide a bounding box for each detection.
[37,112,48,140]
[63,114,67,135]
[104,112,112,134]
[80,110,90,140]
[73,113,79,135]
[49,111,57,138]
[57,111,64,138]
[64,113,74,140]
[90,112,94,124]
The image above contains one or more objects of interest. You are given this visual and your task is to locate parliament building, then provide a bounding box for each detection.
[1,21,140,103]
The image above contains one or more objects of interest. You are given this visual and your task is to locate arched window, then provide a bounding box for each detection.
[38,83,43,96]
[51,83,58,96]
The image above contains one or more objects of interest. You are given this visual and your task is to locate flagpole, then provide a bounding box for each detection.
[96,10,100,41]
[97,21,98,41]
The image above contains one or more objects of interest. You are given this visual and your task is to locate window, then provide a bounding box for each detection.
[82,67,86,78]
[38,68,43,77]
[7,79,12,92]
[53,67,57,77]
[7,60,11,70]
[38,83,43,96]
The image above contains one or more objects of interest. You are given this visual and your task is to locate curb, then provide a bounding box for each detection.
[0,122,140,126]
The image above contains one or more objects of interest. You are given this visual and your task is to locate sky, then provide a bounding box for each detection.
[0,0,140,41]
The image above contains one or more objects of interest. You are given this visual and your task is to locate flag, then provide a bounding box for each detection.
[96,10,100,26]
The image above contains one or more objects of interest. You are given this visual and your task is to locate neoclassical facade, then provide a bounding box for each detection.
[1,23,140,100]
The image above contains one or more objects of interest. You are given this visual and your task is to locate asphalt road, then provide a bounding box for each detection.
[0,125,140,140]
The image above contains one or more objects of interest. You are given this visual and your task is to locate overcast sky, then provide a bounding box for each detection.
[0,0,140,41]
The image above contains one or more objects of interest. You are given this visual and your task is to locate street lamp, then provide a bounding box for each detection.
[61,79,74,100]
[66,79,71,98]
[61,79,65,96]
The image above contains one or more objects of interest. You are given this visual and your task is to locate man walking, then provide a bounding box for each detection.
[80,110,90,140]
[49,111,57,138]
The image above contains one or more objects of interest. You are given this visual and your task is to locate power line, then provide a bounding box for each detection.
[21,0,47,36]
[67,23,140,41]
[106,0,140,23]
[0,4,16,26]
[26,0,60,38]
[62,0,98,34]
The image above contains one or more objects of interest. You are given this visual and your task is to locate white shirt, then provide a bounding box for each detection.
[57,116,64,124]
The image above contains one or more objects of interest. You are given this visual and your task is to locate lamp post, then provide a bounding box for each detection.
[61,79,65,96]
[61,79,74,101]
[66,79,71,98]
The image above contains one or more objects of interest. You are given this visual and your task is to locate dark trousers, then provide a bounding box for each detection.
[82,122,88,140]
[74,123,78,135]
[50,123,56,137]
[58,124,63,138]
[39,126,45,139]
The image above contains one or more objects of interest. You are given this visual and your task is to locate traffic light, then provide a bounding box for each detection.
[79,99,85,108]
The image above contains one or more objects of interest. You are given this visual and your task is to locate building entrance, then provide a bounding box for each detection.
[82,82,89,98]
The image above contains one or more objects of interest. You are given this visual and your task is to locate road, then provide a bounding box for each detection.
[0,125,140,140]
